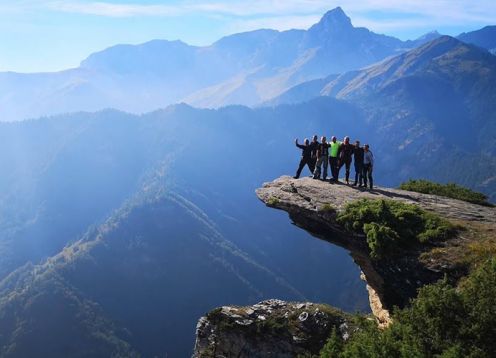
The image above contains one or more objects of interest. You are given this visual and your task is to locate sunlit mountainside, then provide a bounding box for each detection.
[0,6,495,357]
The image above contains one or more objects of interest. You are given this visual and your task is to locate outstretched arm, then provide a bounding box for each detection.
[295,138,305,149]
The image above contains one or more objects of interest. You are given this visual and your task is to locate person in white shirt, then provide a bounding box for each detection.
[363,144,374,189]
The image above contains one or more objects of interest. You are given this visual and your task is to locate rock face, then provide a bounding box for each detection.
[257,177,495,224]
[193,176,495,356]
[255,176,495,323]
[193,299,351,358]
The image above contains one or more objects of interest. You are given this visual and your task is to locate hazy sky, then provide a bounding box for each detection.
[0,0,495,73]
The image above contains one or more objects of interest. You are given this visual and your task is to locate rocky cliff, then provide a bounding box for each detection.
[193,299,352,358]
[193,176,496,357]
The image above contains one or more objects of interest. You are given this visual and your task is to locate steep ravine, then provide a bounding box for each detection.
[193,176,496,357]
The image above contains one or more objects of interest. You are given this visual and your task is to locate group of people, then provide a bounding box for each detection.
[294,135,374,189]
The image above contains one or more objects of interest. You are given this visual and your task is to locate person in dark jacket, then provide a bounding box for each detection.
[310,135,319,171]
[352,140,364,187]
[363,144,374,189]
[294,138,314,179]
[337,136,354,184]
[313,136,330,180]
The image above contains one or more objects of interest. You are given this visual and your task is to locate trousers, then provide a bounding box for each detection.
[295,157,315,178]
[313,155,329,179]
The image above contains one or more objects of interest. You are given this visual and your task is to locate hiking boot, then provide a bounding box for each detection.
[352,182,357,186]
[293,176,299,179]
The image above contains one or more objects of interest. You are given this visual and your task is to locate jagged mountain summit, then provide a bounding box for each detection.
[0,7,460,122]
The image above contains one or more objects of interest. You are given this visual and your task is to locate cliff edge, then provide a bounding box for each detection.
[193,176,495,357]
[255,176,495,322]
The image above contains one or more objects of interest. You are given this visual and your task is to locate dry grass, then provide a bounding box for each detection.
[420,219,496,271]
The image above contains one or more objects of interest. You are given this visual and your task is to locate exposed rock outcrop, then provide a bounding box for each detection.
[193,299,352,358]
[255,176,495,320]
[193,176,495,356]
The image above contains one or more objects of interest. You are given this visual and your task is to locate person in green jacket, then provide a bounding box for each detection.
[328,136,341,182]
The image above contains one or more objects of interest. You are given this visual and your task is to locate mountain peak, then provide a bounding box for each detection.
[312,7,353,32]
[415,30,441,42]
[424,35,462,49]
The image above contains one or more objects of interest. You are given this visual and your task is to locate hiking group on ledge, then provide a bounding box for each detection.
[294,135,374,189]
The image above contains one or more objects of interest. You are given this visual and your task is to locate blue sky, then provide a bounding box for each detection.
[0,0,495,72]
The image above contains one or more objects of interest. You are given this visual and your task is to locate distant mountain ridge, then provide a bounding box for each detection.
[271,35,496,102]
[457,26,496,54]
[7,7,495,122]
[269,35,496,199]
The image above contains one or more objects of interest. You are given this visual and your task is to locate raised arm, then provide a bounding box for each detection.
[295,138,305,149]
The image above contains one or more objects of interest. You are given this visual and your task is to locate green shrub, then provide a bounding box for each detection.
[321,203,335,212]
[267,197,280,206]
[320,258,496,358]
[363,223,399,259]
[399,179,492,206]
[320,327,344,358]
[336,199,455,259]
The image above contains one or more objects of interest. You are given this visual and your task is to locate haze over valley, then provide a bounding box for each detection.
[0,5,495,357]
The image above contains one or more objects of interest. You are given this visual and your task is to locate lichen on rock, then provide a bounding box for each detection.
[193,299,351,357]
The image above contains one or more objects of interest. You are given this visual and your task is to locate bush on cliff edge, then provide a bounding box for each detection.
[399,179,492,206]
[336,199,455,259]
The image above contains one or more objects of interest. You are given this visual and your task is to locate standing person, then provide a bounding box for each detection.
[363,144,374,189]
[328,136,341,182]
[310,135,319,173]
[293,138,313,179]
[313,136,329,180]
[338,136,354,184]
[352,140,364,187]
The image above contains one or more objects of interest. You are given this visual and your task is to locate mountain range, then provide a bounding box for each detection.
[0,103,372,356]
[1,7,494,122]
[0,7,495,357]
